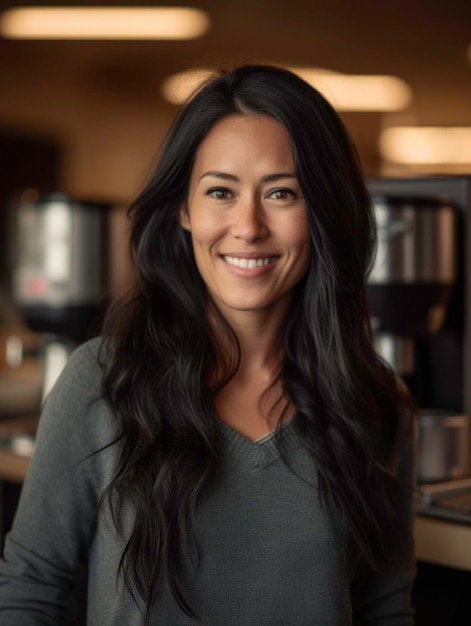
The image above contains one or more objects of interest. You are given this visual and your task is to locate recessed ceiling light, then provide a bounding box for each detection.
[162,68,216,104]
[162,66,412,112]
[0,6,210,40]
[379,127,471,164]
[288,67,412,112]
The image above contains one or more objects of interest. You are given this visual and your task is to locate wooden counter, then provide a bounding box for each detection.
[0,448,30,484]
[0,415,37,484]
[415,515,471,571]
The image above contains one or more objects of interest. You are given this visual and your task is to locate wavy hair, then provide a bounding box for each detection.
[100,65,415,622]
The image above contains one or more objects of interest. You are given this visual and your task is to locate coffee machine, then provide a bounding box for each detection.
[367,194,457,387]
[367,176,471,486]
[8,191,111,401]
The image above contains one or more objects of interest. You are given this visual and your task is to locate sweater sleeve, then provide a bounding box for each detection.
[352,393,418,625]
[0,339,115,625]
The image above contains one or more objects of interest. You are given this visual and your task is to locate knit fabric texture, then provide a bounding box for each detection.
[0,339,415,625]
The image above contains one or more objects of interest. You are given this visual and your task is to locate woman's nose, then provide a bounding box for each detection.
[230,197,268,242]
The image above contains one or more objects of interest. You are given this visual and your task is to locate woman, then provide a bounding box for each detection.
[0,65,416,625]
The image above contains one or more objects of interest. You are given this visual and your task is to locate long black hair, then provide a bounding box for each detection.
[100,65,416,621]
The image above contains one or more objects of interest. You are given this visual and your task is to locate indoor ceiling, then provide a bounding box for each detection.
[1,0,471,177]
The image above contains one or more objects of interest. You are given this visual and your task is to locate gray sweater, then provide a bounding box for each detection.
[0,339,415,625]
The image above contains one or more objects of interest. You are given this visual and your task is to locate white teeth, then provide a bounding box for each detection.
[223,255,277,268]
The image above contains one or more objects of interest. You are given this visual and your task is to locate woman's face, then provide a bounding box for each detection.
[180,114,311,318]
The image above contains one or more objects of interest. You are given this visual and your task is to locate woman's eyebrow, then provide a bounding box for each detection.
[199,171,297,182]
[199,171,239,182]
[261,173,297,183]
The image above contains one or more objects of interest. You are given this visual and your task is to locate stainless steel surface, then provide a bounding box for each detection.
[418,409,470,483]
[419,477,471,525]
[12,194,102,307]
[369,197,456,284]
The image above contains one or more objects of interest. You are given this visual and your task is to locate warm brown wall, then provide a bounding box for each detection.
[0,64,174,204]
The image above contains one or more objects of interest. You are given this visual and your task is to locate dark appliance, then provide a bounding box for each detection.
[11,192,110,341]
[367,176,471,490]
[367,195,456,377]
[367,176,471,413]
[9,192,111,401]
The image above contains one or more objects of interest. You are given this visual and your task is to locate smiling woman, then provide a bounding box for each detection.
[0,65,417,625]
[179,115,310,319]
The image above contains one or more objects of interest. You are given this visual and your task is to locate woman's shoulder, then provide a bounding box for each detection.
[31,336,120,467]
[57,336,105,390]
[67,335,105,368]
[41,336,112,437]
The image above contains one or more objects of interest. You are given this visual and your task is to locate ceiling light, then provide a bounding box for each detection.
[289,67,412,112]
[379,127,471,164]
[162,66,412,112]
[0,6,210,40]
[162,68,216,104]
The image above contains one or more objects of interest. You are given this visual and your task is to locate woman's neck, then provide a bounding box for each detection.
[209,301,289,379]
[208,300,294,439]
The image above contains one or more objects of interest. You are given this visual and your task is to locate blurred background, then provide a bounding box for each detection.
[1,0,471,281]
[0,1,471,624]
[0,0,470,301]
[1,0,471,197]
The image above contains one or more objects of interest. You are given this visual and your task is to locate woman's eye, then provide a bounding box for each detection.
[268,188,296,200]
[206,187,232,199]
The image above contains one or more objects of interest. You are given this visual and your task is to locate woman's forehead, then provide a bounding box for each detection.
[190,115,296,180]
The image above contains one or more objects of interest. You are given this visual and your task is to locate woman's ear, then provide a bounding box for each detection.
[179,204,191,231]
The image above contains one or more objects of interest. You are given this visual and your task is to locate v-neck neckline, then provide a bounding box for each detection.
[217,418,302,469]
